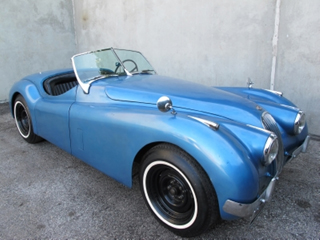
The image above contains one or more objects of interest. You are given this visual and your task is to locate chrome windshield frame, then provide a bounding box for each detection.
[71,47,154,94]
[71,48,115,94]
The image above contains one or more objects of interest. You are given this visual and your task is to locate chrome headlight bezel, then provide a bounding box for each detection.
[294,111,306,135]
[263,133,279,166]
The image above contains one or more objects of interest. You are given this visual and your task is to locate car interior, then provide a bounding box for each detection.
[43,72,78,96]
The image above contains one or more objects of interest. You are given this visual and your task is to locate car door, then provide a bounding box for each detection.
[35,87,77,153]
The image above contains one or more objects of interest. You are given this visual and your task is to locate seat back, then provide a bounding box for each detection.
[44,72,78,96]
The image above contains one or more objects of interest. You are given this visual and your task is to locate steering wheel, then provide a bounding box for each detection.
[115,59,138,73]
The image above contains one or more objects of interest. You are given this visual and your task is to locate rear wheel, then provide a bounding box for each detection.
[14,95,42,143]
[139,144,220,237]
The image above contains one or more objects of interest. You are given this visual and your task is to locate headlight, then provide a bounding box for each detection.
[294,111,306,135]
[262,133,279,166]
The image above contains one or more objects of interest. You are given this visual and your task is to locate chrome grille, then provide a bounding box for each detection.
[262,112,284,175]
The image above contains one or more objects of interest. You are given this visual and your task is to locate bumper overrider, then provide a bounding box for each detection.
[222,135,310,222]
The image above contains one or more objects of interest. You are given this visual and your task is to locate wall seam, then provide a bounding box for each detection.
[71,0,78,52]
[270,0,281,90]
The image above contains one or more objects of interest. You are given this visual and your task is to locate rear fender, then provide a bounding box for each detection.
[9,79,42,134]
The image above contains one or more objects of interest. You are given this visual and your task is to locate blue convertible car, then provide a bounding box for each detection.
[9,48,309,237]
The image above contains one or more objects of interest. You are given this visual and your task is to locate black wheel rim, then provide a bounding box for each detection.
[144,161,196,227]
[15,102,30,138]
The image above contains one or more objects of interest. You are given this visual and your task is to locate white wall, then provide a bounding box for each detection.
[0,0,76,103]
[73,0,274,88]
[73,0,320,135]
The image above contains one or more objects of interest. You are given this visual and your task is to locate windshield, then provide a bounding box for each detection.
[72,48,156,93]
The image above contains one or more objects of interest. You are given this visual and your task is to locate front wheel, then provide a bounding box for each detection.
[14,95,42,143]
[139,144,220,237]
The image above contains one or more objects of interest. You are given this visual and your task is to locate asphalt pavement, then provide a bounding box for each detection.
[0,102,319,239]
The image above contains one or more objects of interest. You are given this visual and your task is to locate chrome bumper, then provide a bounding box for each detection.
[287,135,310,163]
[222,135,310,221]
[223,177,277,221]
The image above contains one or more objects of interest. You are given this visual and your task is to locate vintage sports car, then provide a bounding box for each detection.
[9,48,310,237]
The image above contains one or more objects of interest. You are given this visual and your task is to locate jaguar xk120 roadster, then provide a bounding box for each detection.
[9,48,309,237]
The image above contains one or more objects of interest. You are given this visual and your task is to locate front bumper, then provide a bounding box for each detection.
[286,135,310,163]
[222,135,310,221]
[223,177,277,221]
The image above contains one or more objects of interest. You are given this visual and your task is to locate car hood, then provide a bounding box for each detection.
[104,75,263,126]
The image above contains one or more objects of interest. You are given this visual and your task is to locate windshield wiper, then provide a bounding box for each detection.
[86,73,118,82]
[85,75,107,82]
[140,69,155,74]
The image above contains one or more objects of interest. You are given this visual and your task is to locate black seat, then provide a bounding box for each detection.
[44,72,78,96]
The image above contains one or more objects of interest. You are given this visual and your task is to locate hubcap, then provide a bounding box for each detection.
[160,172,191,212]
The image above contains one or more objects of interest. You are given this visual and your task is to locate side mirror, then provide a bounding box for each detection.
[157,96,176,115]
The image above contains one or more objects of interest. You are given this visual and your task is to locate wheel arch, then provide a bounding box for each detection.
[9,79,42,134]
[132,141,163,179]
[10,92,21,116]
[133,141,215,183]
[132,141,218,194]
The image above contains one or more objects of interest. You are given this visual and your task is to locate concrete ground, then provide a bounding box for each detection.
[0,102,319,239]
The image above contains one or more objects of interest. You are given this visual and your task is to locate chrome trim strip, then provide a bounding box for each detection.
[188,116,219,130]
[264,89,283,97]
[246,124,272,134]
[72,47,112,58]
[223,177,277,219]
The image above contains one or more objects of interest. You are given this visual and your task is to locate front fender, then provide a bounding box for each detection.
[121,106,271,220]
[155,113,271,220]
[9,79,42,134]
